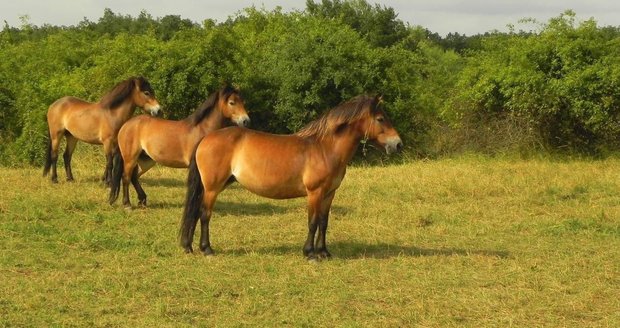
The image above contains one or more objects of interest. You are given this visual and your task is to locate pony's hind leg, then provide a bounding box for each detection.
[198,173,236,255]
[130,167,147,206]
[121,158,138,208]
[63,134,78,181]
[199,191,219,255]
[137,154,156,177]
[133,155,154,206]
[48,131,63,183]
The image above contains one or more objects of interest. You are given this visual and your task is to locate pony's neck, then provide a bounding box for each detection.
[109,99,137,125]
[319,121,365,166]
[196,106,225,133]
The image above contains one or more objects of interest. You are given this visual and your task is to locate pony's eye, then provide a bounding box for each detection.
[376,116,384,123]
[229,101,235,106]
[143,91,151,97]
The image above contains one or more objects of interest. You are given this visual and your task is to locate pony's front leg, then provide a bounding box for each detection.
[102,141,116,186]
[315,190,336,259]
[103,153,114,185]
[303,191,323,260]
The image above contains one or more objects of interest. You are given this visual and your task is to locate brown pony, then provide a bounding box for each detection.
[43,76,161,184]
[109,85,249,208]
[180,95,402,260]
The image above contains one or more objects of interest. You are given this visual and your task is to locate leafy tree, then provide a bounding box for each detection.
[156,15,197,40]
[3,5,619,166]
[229,8,373,132]
[305,0,408,47]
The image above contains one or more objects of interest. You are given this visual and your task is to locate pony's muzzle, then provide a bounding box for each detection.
[146,104,161,116]
[234,115,251,127]
[385,137,403,155]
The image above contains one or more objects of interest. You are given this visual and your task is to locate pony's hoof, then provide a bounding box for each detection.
[201,247,214,256]
[183,246,193,254]
[318,250,332,259]
[66,177,74,182]
[306,255,319,264]
[51,178,58,184]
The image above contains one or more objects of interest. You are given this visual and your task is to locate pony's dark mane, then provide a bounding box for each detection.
[100,76,153,109]
[188,85,238,126]
[296,95,379,139]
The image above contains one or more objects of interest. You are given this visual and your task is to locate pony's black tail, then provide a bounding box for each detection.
[179,150,204,252]
[43,128,52,177]
[108,151,124,204]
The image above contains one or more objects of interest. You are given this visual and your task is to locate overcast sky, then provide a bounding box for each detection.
[1,0,619,36]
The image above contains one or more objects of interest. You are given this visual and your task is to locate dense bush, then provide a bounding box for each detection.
[444,11,620,155]
[0,4,619,166]
[0,2,458,165]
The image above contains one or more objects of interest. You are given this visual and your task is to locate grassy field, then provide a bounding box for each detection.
[1,151,619,327]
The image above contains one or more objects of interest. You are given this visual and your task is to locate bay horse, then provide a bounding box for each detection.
[109,85,249,208]
[180,95,403,260]
[43,76,161,184]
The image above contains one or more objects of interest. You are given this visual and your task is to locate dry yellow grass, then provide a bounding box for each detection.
[1,150,619,326]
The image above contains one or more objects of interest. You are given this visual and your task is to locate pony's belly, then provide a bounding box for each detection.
[71,132,102,145]
[64,124,101,144]
[229,134,308,199]
[142,140,189,168]
[63,110,103,144]
[240,181,307,199]
[234,172,306,199]
[150,156,188,168]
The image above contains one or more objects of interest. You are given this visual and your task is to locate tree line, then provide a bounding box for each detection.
[1,1,620,166]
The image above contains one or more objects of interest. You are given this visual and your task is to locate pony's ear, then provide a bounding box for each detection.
[132,78,140,90]
[371,94,384,113]
[135,76,152,93]
[375,94,384,104]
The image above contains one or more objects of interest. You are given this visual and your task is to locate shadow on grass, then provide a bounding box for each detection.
[332,242,510,260]
[145,200,294,216]
[141,178,250,189]
[219,242,510,259]
[140,177,186,188]
[138,200,184,210]
[80,175,108,184]
[216,201,294,216]
[75,174,185,187]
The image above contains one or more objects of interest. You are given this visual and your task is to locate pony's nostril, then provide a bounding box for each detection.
[235,116,250,127]
[397,141,403,152]
[148,105,161,117]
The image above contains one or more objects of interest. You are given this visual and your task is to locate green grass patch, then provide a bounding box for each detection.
[1,153,620,326]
